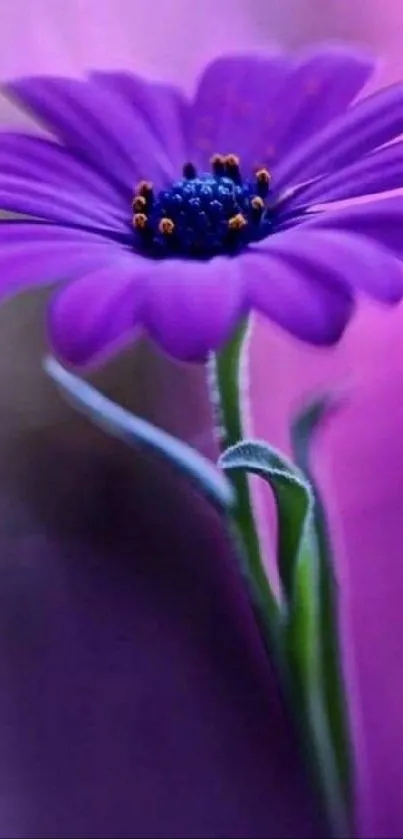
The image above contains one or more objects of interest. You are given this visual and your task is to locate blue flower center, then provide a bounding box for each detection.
[132,154,275,260]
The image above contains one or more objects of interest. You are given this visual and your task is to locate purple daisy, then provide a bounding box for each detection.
[1,46,403,365]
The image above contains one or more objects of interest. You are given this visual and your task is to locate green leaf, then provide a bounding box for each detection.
[44,356,235,514]
[219,439,314,601]
[291,396,353,815]
[220,435,351,837]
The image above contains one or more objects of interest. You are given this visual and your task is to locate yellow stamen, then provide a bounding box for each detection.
[224,153,240,168]
[228,213,247,230]
[135,180,153,197]
[132,195,147,211]
[255,167,271,186]
[133,212,148,229]
[251,195,264,210]
[158,217,175,235]
[210,153,226,168]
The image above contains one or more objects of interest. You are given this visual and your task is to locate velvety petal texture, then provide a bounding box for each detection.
[144,257,245,360]
[1,46,403,365]
[49,255,147,365]
[240,248,354,344]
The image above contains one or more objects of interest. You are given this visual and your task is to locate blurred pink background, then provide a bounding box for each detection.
[0,1,402,837]
[246,2,403,837]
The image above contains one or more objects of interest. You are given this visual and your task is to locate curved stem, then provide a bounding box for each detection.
[214,320,282,636]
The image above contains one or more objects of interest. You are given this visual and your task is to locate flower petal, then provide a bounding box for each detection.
[298,195,403,256]
[190,49,372,173]
[0,221,111,248]
[190,53,291,168]
[275,82,403,192]
[252,228,403,302]
[266,47,374,169]
[0,233,115,301]
[49,257,147,366]
[241,249,354,344]
[284,140,403,210]
[0,133,125,209]
[143,256,244,360]
[91,72,190,175]
[0,176,129,235]
[4,75,174,195]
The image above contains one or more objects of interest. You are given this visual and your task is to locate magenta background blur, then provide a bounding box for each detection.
[0,2,402,837]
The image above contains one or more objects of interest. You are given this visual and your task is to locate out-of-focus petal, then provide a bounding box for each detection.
[266,47,374,167]
[190,53,292,168]
[91,72,190,174]
[4,76,174,193]
[275,82,403,191]
[191,48,372,172]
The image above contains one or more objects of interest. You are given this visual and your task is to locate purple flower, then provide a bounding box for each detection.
[2,46,403,366]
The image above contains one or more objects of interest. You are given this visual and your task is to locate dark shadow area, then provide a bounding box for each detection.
[0,291,326,837]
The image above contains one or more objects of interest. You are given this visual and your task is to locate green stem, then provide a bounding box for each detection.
[287,530,352,838]
[214,324,353,838]
[214,320,281,634]
[291,404,354,819]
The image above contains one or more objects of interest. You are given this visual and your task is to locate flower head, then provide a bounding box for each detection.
[2,47,403,365]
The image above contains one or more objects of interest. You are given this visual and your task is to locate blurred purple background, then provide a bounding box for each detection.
[0,1,402,836]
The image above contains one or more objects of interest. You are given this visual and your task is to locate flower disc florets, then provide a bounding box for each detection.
[132,153,274,259]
